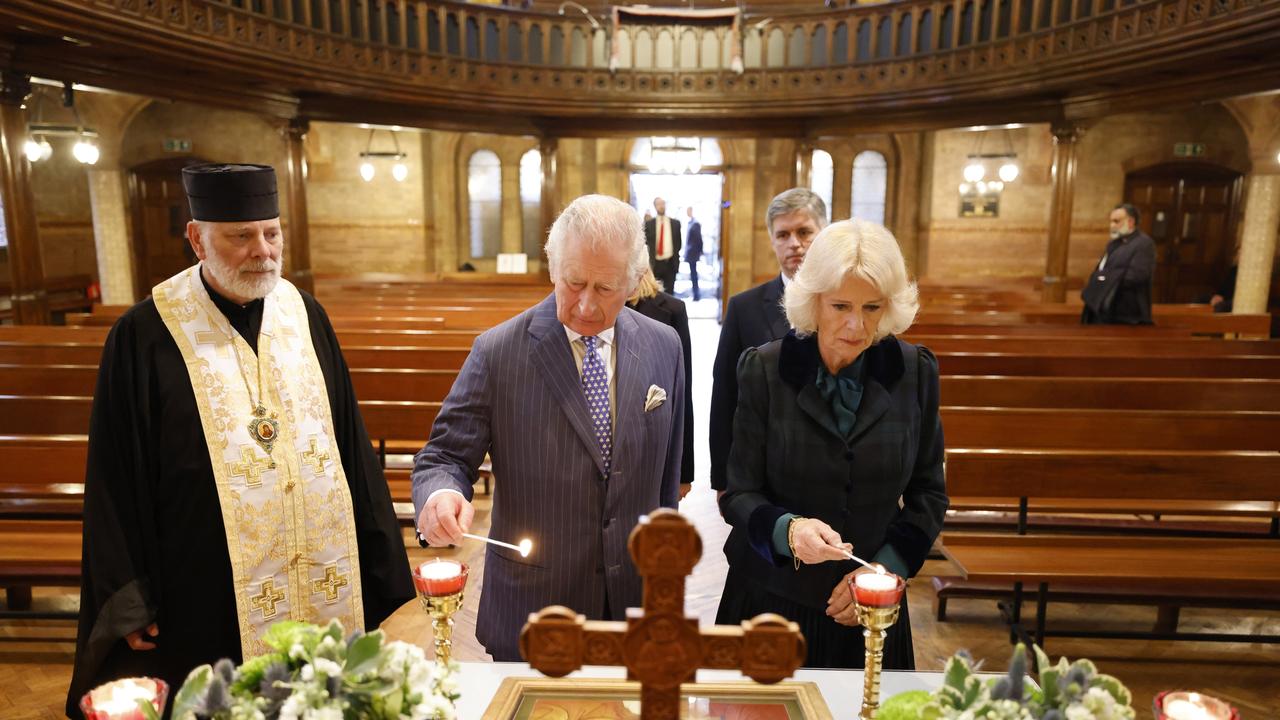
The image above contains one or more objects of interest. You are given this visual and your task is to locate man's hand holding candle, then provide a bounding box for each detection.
[418,492,474,546]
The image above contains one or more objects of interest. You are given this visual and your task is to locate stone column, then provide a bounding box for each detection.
[0,71,49,323]
[1233,171,1279,315]
[795,141,812,190]
[284,119,314,294]
[831,148,853,222]
[499,149,522,255]
[539,137,558,249]
[86,168,135,305]
[1041,121,1084,303]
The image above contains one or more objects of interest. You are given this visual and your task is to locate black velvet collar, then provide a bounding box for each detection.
[778,331,905,393]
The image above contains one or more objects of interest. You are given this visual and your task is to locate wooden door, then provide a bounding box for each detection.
[1125,163,1241,303]
[129,158,205,299]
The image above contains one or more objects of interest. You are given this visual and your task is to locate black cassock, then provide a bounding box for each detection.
[66,279,415,717]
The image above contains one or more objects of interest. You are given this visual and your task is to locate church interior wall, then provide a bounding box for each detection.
[922,105,1253,282]
[306,122,428,274]
[28,131,96,281]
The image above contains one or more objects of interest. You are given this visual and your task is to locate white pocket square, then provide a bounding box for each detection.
[644,385,667,412]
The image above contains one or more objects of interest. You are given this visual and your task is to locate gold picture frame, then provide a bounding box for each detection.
[482,677,835,719]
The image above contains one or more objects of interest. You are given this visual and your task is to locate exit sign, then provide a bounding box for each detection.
[164,138,192,153]
[1174,143,1205,157]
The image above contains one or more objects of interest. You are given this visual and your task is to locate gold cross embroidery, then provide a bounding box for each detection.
[228,447,271,489]
[250,579,286,620]
[301,437,331,475]
[194,330,232,359]
[311,565,350,604]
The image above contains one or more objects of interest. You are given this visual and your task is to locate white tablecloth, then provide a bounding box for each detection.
[453,661,944,717]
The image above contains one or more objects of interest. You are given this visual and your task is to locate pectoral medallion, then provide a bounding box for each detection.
[248,405,280,454]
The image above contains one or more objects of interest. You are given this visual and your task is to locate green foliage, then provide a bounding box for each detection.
[908,644,1135,720]
[170,665,212,720]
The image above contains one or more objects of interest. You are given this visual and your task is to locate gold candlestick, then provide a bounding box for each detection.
[412,559,470,666]
[850,573,906,720]
[420,590,465,666]
[856,602,901,720]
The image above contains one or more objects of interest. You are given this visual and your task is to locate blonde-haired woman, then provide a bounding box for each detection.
[716,219,947,668]
[628,267,695,499]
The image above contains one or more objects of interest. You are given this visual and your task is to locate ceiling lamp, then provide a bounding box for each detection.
[25,82,100,165]
[358,127,408,182]
[962,126,1019,192]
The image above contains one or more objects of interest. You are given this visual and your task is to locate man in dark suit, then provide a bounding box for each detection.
[1081,203,1156,325]
[645,197,682,293]
[412,195,686,661]
[684,206,704,301]
[710,187,827,497]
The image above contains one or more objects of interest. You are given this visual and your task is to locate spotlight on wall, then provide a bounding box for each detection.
[358,127,409,182]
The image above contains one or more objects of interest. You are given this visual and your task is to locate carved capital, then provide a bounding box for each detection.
[0,70,31,108]
[1049,120,1086,144]
[287,117,310,141]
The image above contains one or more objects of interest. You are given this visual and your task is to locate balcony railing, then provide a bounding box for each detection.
[8,0,1279,117]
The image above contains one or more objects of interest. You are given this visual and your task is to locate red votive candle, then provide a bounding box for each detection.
[850,571,905,607]
[80,677,168,720]
[414,559,468,596]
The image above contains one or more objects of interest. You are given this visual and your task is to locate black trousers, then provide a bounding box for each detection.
[653,258,679,295]
[686,259,700,299]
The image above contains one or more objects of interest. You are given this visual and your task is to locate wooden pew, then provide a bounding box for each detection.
[908,335,1280,356]
[941,376,1280,411]
[940,534,1280,646]
[935,353,1280,378]
[941,407,1280,451]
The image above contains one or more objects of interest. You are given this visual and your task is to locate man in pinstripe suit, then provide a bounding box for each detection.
[411,194,686,661]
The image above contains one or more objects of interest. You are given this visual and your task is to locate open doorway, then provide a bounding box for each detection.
[628,138,725,320]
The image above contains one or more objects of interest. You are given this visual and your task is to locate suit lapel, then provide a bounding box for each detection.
[527,296,608,476]
[762,276,790,340]
[612,310,645,481]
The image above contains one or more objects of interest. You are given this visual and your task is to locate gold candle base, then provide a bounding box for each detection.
[419,590,465,666]
[856,602,902,720]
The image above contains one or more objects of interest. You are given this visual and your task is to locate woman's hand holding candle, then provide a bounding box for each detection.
[790,518,854,564]
[827,564,887,626]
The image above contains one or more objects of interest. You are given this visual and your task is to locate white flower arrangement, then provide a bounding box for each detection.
[169,620,459,720]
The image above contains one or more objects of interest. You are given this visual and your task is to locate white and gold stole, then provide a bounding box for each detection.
[154,265,363,657]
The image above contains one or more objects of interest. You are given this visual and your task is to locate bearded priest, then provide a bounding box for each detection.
[66,164,414,718]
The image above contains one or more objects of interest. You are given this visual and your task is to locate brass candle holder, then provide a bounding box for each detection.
[851,572,906,720]
[412,559,470,666]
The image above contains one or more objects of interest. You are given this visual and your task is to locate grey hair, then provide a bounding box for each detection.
[545,194,648,292]
[783,219,919,341]
[766,188,828,234]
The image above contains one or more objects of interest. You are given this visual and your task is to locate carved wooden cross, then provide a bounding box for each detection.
[519,508,807,720]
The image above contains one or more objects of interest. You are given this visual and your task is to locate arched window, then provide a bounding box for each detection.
[468,150,502,259]
[520,149,543,258]
[851,151,887,226]
[810,149,834,223]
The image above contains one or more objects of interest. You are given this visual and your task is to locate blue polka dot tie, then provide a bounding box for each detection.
[581,335,612,476]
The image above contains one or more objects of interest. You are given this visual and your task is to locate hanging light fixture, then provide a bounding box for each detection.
[72,136,100,165]
[358,127,408,182]
[961,125,1019,192]
[24,82,101,165]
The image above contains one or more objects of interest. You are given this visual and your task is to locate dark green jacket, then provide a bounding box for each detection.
[719,333,948,610]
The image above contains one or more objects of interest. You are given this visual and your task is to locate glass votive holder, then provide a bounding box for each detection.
[849,571,906,607]
[79,677,168,720]
[413,558,469,596]
[1154,691,1239,720]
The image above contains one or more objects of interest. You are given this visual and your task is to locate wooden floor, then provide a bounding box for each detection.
[3,313,1279,718]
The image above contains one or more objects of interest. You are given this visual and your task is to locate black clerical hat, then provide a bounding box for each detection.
[181,163,279,222]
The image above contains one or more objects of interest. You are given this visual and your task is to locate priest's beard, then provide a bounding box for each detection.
[202,252,281,301]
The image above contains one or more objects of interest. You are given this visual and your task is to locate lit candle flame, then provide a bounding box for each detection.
[518,538,533,557]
